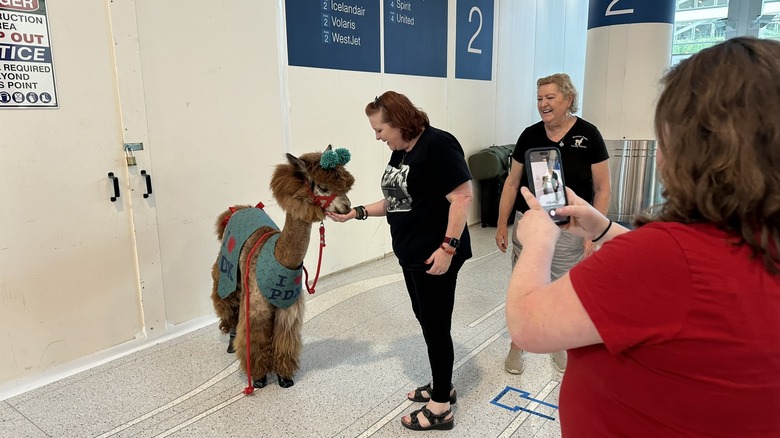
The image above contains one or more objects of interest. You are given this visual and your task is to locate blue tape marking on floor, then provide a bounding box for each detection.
[490,386,559,421]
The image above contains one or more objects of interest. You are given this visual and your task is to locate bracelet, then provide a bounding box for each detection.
[592,219,612,242]
[439,244,456,255]
[354,205,368,220]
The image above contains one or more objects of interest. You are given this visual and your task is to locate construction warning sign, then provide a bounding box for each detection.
[0,0,57,108]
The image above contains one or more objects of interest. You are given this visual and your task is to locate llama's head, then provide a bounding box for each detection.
[270,145,355,223]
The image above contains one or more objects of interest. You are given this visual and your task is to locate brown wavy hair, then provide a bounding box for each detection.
[637,37,780,274]
[365,91,429,142]
[537,73,579,114]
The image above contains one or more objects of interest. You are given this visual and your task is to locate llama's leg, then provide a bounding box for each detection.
[211,260,241,352]
[250,295,275,388]
[233,282,275,388]
[227,329,236,354]
[271,293,305,388]
[223,292,241,353]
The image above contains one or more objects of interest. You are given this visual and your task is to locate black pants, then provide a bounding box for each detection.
[401,258,464,403]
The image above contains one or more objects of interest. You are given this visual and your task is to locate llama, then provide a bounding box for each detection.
[210,145,354,389]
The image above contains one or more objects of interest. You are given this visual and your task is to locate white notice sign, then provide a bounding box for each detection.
[0,0,57,108]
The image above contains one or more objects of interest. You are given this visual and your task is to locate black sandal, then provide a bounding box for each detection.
[407,383,457,404]
[401,406,454,431]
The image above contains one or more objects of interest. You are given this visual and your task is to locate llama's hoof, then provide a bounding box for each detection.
[226,331,236,354]
[253,376,268,388]
[278,375,295,388]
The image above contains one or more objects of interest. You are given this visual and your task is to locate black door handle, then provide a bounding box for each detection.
[108,172,120,202]
[141,170,153,198]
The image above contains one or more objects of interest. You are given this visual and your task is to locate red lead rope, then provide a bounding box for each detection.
[238,196,327,395]
[240,221,326,395]
[302,221,326,294]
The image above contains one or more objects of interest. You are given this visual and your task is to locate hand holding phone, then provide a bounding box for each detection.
[524,147,569,225]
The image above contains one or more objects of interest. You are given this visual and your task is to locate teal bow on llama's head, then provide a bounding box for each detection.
[320,146,351,169]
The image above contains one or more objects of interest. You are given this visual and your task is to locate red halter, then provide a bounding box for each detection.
[305,182,337,210]
[302,181,336,296]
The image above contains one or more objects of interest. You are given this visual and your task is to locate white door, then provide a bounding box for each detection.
[0,1,142,385]
[132,0,287,324]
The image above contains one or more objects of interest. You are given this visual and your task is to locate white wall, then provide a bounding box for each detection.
[494,0,588,145]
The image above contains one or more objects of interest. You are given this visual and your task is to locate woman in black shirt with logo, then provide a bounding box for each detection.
[328,91,473,431]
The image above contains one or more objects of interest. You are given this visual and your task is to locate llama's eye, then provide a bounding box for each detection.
[317,185,329,193]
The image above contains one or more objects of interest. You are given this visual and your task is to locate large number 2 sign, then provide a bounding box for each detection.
[467,6,483,54]
[455,0,494,80]
[605,0,634,16]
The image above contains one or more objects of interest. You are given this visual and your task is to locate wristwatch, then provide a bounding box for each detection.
[443,237,460,249]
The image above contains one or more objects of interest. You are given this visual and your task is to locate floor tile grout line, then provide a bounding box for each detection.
[98,273,411,438]
[464,248,502,264]
[304,248,501,327]
[49,228,509,437]
[6,401,52,438]
[131,315,510,438]
[354,327,508,437]
[94,361,240,438]
[152,392,246,438]
[304,274,405,323]
[469,302,506,328]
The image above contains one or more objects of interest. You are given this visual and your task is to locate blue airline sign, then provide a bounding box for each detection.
[384,0,447,77]
[286,0,381,73]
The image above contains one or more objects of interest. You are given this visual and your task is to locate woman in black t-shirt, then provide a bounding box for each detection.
[327,91,472,432]
[495,73,611,376]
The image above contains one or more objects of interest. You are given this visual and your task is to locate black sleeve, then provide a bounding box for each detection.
[587,122,610,164]
[511,126,534,164]
[434,132,472,195]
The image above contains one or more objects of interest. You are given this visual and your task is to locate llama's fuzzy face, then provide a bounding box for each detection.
[270,147,355,223]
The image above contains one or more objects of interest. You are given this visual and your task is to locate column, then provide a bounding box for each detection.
[581,0,675,223]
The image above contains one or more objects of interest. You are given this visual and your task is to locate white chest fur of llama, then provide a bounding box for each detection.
[210,145,354,389]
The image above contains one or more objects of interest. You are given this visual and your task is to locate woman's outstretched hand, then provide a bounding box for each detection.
[325,210,355,223]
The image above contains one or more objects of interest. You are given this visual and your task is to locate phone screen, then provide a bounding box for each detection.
[524,147,569,224]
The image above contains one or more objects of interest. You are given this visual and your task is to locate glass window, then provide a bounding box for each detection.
[675,0,780,63]
[760,0,780,41]
[678,0,695,10]
[673,1,729,65]
[677,0,729,10]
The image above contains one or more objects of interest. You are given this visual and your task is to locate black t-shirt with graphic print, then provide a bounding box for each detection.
[382,125,473,270]
[511,117,609,212]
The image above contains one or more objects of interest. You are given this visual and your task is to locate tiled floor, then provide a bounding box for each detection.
[0,224,563,438]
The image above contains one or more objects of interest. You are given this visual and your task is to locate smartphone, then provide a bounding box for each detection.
[524,147,569,224]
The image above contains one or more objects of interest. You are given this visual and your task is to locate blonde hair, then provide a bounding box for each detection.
[537,73,579,114]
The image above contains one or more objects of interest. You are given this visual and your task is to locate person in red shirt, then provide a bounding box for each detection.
[505,36,780,437]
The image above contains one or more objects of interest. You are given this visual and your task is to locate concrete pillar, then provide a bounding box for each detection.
[582,0,675,223]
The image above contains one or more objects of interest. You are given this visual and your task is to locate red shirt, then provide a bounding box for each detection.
[566,222,780,437]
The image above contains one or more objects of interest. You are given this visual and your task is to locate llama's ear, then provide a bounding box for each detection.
[325,144,333,152]
[286,153,308,175]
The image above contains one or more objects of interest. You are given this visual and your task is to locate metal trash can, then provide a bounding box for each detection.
[606,140,664,223]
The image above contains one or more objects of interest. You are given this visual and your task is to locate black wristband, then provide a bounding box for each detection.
[354,205,368,220]
[592,219,612,242]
